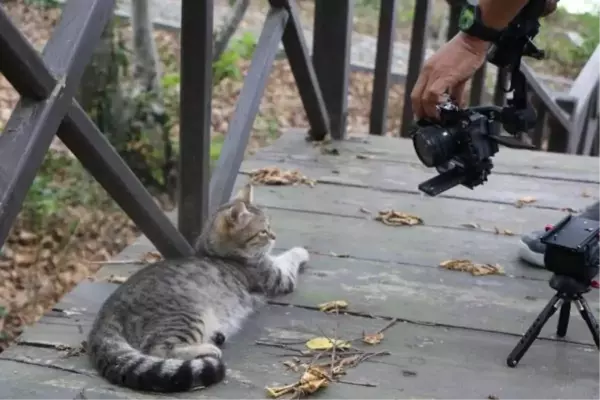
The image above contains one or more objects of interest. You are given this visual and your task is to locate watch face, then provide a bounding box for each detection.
[459,6,475,30]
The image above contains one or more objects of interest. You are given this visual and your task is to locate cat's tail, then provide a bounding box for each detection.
[87,335,226,392]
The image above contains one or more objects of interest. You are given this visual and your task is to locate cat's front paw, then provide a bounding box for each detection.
[289,247,310,268]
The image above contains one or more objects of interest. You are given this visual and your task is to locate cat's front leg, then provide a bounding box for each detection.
[265,247,309,296]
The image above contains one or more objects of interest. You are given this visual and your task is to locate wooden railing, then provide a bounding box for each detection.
[0,0,597,259]
[0,0,330,257]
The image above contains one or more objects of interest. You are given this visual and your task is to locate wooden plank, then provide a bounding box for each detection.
[240,156,598,211]
[231,175,571,234]
[262,129,600,181]
[33,254,599,347]
[4,305,598,399]
[95,205,573,283]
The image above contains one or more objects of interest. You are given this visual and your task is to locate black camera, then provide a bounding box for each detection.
[411,0,548,197]
[541,214,600,285]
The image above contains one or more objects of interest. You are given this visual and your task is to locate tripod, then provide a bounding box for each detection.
[507,274,600,367]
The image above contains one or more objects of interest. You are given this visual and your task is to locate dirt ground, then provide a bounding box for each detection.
[0,1,407,351]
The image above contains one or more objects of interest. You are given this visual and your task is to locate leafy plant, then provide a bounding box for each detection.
[23,0,59,8]
[213,32,258,84]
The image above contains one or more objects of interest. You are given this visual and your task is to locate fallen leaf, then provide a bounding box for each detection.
[515,196,537,208]
[461,222,480,229]
[298,366,330,394]
[318,300,349,312]
[581,190,591,198]
[356,153,372,160]
[141,251,162,263]
[249,166,316,187]
[375,210,423,226]
[359,207,371,214]
[439,259,504,276]
[362,332,384,345]
[493,227,514,236]
[328,252,350,258]
[106,275,128,284]
[305,337,351,351]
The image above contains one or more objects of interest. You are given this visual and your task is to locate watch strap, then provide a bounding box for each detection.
[460,4,502,43]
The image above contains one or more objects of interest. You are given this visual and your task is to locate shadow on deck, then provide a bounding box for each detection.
[1,130,599,399]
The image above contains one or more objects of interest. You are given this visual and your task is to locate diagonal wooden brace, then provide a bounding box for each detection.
[0,1,193,258]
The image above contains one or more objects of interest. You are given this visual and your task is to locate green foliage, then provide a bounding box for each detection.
[536,8,600,77]
[21,153,110,229]
[213,32,258,84]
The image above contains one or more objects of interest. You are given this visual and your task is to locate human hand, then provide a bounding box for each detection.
[410,32,488,120]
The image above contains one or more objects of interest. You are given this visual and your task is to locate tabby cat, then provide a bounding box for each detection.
[86,183,309,392]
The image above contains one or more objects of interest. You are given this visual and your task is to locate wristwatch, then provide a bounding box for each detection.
[458,3,502,43]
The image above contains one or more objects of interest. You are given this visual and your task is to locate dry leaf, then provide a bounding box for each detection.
[439,259,504,276]
[106,275,128,284]
[283,360,299,372]
[318,300,349,312]
[581,190,591,198]
[141,251,162,263]
[494,227,514,236]
[249,166,316,187]
[362,332,384,345]
[359,207,371,214]
[515,196,537,208]
[375,210,423,226]
[305,337,351,351]
[298,366,330,395]
[329,252,350,258]
[461,222,480,229]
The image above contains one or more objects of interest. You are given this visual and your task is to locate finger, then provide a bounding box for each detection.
[422,78,452,119]
[410,72,429,119]
[450,80,467,108]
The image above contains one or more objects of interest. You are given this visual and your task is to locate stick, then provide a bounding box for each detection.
[254,341,305,354]
[336,379,378,388]
[377,318,399,334]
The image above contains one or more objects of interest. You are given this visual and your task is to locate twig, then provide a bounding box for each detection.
[377,318,399,335]
[85,259,146,265]
[254,340,305,354]
[336,379,378,388]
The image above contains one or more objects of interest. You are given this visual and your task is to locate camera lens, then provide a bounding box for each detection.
[412,125,456,168]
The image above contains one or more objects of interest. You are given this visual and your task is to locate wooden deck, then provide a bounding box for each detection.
[1,129,599,399]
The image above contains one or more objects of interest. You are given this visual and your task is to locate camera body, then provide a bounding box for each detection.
[411,102,500,196]
[541,214,600,286]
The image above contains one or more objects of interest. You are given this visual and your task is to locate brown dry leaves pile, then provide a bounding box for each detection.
[439,259,505,276]
[515,196,537,208]
[249,167,316,187]
[0,210,138,350]
[263,300,394,398]
[375,210,423,227]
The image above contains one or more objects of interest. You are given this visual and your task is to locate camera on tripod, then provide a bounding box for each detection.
[507,214,600,367]
[542,214,600,284]
[411,0,548,197]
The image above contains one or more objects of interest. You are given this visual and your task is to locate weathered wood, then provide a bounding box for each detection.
[209,8,289,212]
[3,305,598,399]
[369,0,397,136]
[229,175,567,233]
[270,0,330,141]
[178,0,213,244]
[400,0,431,137]
[240,157,598,210]
[0,0,116,249]
[256,129,600,181]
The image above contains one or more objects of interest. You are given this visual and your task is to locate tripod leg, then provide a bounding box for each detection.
[556,299,571,338]
[575,297,600,349]
[507,294,562,368]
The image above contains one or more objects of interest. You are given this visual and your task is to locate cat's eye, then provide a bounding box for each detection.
[259,230,269,236]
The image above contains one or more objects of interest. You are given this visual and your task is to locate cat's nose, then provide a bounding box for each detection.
[269,232,276,240]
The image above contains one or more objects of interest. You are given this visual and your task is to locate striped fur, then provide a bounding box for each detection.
[87,184,309,392]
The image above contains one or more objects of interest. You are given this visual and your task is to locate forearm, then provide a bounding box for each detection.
[478,0,529,30]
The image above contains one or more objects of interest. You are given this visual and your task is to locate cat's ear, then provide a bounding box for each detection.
[227,200,251,225]
[234,183,254,204]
